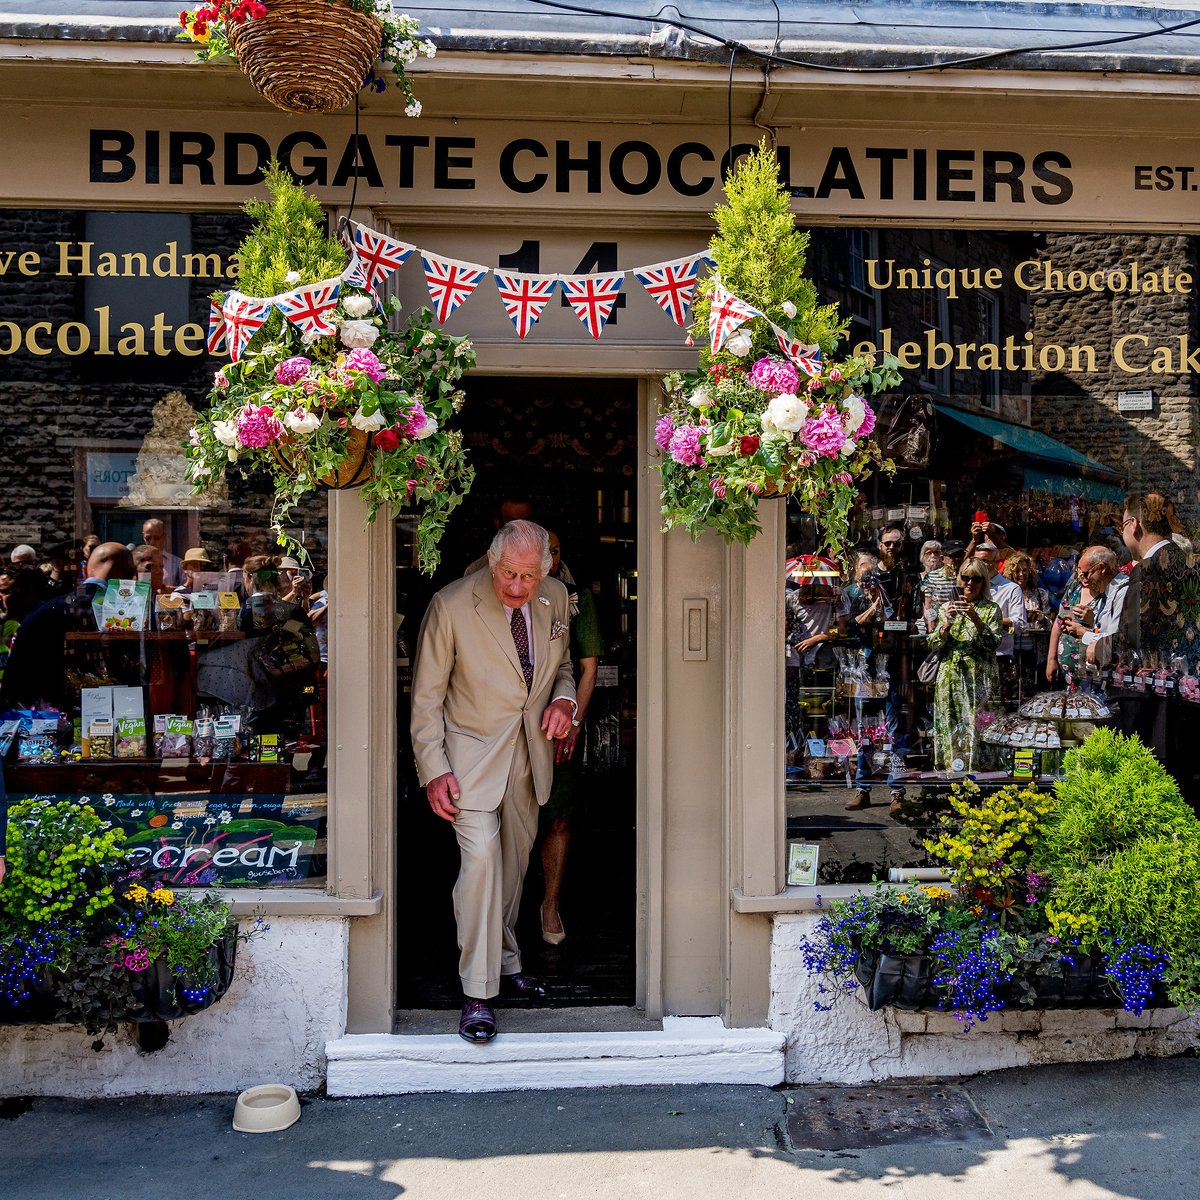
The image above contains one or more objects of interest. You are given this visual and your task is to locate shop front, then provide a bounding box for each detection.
[3,3,1200,1095]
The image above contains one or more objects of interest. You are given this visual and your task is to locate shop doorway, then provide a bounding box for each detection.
[394,375,639,1012]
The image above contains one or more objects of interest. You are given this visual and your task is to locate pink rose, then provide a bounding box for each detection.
[342,347,387,382]
[857,403,876,437]
[274,355,312,385]
[801,406,847,459]
[654,415,675,451]
[234,403,283,448]
[749,356,800,396]
[667,423,705,467]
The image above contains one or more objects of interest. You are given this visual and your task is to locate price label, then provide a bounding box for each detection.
[883,620,908,632]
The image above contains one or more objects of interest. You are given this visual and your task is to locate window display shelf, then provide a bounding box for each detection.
[64,630,245,644]
[7,759,291,794]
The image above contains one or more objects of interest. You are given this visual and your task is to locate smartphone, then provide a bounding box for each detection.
[952,585,963,601]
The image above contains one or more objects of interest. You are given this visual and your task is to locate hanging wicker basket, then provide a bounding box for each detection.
[271,427,376,489]
[227,0,383,115]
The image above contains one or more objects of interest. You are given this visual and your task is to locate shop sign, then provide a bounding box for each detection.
[0,524,41,545]
[86,450,138,499]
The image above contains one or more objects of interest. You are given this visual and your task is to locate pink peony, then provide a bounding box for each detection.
[235,403,284,448]
[857,402,876,437]
[274,355,312,385]
[398,402,431,439]
[749,356,800,396]
[668,423,705,466]
[801,407,848,459]
[654,415,675,451]
[342,347,387,382]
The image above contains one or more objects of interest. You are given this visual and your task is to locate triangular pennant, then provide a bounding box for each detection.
[560,272,625,339]
[274,279,342,339]
[421,252,489,323]
[221,291,271,363]
[206,301,228,355]
[493,271,558,339]
[633,253,709,327]
[707,281,762,354]
[347,222,415,291]
[772,324,822,377]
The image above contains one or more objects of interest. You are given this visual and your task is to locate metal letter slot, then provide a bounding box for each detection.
[682,597,708,661]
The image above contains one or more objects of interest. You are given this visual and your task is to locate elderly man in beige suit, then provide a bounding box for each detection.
[410,520,577,1042]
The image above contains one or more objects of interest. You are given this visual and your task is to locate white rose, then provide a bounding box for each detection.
[342,294,374,318]
[760,412,782,438]
[351,406,388,432]
[285,407,321,435]
[688,385,714,409]
[842,394,867,434]
[301,327,324,347]
[284,271,302,285]
[339,319,379,349]
[841,438,858,458]
[213,419,239,447]
[765,392,809,434]
[725,329,753,357]
[414,414,438,440]
[707,437,736,457]
[782,300,797,319]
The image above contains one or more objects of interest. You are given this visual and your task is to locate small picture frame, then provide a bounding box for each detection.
[787,842,820,887]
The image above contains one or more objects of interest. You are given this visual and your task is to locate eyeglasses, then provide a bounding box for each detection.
[881,540,903,549]
[1121,517,1135,528]
[1078,564,1105,578]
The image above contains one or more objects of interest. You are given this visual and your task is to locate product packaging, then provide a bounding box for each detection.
[113,686,146,757]
[189,590,217,632]
[81,687,114,758]
[100,579,151,632]
[155,593,190,631]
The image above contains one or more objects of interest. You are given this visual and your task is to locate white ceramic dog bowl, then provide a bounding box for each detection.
[232,1084,301,1133]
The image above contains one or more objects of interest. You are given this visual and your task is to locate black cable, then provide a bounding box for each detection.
[518,0,1200,74]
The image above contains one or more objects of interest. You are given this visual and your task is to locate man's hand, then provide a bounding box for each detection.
[555,727,581,765]
[426,772,461,822]
[0,856,5,886]
[541,698,574,741]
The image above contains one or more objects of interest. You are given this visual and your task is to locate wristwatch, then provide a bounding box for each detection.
[570,718,581,728]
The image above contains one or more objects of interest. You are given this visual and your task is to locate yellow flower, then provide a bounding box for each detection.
[918,884,953,902]
[125,884,148,903]
[151,887,176,906]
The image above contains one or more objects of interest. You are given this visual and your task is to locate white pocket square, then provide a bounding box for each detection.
[551,620,568,640]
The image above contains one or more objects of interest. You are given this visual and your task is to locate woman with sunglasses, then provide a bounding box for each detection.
[928,559,1003,773]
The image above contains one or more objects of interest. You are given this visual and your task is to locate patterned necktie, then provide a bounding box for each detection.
[510,605,534,690]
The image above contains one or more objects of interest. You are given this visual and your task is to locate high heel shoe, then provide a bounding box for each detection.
[540,904,566,946]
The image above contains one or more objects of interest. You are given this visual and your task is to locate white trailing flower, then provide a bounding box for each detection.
[213,418,239,447]
[414,414,438,439]
[339,319,379,349]
[688,385,714,409]
[284,407,321,435]
[342,294,374,318]
[840,438,858,458]
[284,270,302,285]
[405,100,423,118]
[351,406,388,432]
[707,437,736,457]
[842,394,867,434]
[725,329,753,357]
[781,300,797,319]
[764,392,809,433]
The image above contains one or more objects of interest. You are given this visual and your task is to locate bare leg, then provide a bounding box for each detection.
[540,816,570,937]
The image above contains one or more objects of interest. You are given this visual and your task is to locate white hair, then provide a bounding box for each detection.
[487,519,552,576]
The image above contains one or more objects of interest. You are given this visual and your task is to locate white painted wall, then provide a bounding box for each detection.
[0,916,347,1097]
[771,913,1200,1082]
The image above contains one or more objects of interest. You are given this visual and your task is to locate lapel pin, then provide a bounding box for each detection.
[538,596,550,605]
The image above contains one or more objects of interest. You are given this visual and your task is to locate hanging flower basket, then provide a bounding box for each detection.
[226,0,382,115]
[270,427,376,490]
[123,925,239,1022]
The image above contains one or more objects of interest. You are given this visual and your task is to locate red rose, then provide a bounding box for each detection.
[739,435,760,457]
[374,428,401,452]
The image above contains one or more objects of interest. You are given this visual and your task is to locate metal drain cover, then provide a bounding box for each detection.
[786,1084,992,1150]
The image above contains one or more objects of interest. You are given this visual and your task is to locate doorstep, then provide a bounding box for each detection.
[325,1016,786,1096]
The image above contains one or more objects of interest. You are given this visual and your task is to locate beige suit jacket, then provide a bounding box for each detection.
[410,570,576,810]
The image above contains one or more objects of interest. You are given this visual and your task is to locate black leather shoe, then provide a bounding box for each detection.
[499,972,547,1000]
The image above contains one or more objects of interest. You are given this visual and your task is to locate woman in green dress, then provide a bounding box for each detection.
[928,558,1003,773]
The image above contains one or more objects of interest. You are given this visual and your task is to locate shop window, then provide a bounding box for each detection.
[975,291,1001,412]
[917,265,951,393]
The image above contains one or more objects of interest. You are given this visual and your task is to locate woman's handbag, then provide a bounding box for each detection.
[916,649,942,684]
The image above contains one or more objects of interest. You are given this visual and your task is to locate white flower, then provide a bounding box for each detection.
[213,419,239,447]
[351,406,388,432]
[688,385,714,409]
[421,39,436,58]
[171,821,183,830]
[339,319,379,349]
[227,448,239,463]
[189,463,212,479]
[725,329,753,357]
[841,438,858,457]
[414,414,438,440]
[300,327,323,347]
[219,810,233,824]
[764,392,809,433]
[342,294,374,318]
[405,100,423,118]
[782,300,797,319]
[842,394,867,434]
[285,407,321,435]
[421,330,437,346]
[284,270,302,285]
[453,339,472,357]
[707,437,736,457]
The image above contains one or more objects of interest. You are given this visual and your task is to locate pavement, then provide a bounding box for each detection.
[2,1055,1198,1199]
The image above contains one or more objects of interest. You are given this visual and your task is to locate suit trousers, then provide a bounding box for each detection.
[451,728,540,998]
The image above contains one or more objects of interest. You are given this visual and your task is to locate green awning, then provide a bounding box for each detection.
[933,403,1119,480]
[1022,467,1124,503]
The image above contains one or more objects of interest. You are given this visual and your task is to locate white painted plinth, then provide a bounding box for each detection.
[326,1016,785,1096]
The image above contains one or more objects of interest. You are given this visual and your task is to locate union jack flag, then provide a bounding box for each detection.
[221,292,271,362]
[632,253,712,327]
[422,253,489,323]
[773,325,822,377]
[275,279,342,339]
[344,223,415,291]
[560,273,625,339]
[493,271,558,339]
[707,281,761,354]
[206,301,228,355]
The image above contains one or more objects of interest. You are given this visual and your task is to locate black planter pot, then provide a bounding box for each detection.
[122,925,239,1023]
[0,972,64,1025]
[853,944,935,1011]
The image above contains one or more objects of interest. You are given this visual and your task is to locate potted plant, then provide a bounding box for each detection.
[655,142,902,554]
[178,0,435,115]
[185,163,476,573]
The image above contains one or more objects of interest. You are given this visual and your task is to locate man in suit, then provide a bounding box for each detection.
[410,520,577,1043]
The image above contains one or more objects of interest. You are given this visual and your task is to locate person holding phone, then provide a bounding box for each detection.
[927,559,1003,773]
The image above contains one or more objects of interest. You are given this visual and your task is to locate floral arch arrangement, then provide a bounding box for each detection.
[655,143,902,553]
[186,163,475,573]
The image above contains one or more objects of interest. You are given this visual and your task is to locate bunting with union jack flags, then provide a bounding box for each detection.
[560,272,625,339]
[206,301,228,356]
[632,253,713,327]
[421,253,490,324]
[772,324,823,377]
[344,223,415,292]
[221,292,272,363]
[274,280,342,339]
[493,271,559,339]
[707,280,762,355]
